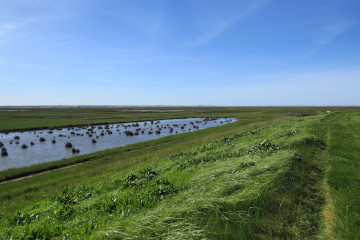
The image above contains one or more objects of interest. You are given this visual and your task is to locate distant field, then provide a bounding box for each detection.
[0,106,353,132]
[0,107,359,239]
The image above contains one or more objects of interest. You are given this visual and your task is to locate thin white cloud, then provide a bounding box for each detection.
[0,22,18,38]
[189,0,268,46]
[315,19,356,45]
[300,19,356,58]
[0,22,22,46]
[0,0,84,49]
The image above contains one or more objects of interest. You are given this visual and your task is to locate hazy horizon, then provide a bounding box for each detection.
[1,105,359,108]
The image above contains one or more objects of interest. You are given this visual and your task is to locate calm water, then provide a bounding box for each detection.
[0,118,235,171]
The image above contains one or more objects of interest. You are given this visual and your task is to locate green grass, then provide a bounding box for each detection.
[0,113,329,239]
[0,106,354,132]
[0,107,359,239]
[321,112,360,239]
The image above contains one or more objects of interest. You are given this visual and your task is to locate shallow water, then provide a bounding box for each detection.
[0,118,235,171]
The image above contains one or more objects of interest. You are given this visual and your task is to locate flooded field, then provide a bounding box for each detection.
[0,118,235,171]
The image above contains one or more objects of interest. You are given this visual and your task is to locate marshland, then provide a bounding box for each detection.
[0,117,234,171]
[0,107,359,239]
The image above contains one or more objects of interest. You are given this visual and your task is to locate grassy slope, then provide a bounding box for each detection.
[0,115,287,217]
[0,113,330,239]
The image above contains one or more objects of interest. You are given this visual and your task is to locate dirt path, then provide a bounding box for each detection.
[0,162,85,184]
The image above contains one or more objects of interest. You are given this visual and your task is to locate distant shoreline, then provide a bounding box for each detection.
[1,105,359,108]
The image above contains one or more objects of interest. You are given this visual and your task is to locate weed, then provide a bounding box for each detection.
[278,129,300,137]
[248,139,280,154]
[167,151,198,160]
[305,135,326,149]
[54,204,76,220]
[9,212,40,226]
[53,185,93,205]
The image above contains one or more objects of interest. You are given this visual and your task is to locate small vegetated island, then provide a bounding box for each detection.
[0,107,359,239]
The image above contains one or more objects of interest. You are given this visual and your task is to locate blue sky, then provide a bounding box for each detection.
[1,0,359,106]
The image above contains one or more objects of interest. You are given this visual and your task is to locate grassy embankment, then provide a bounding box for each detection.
[0,108,359,239]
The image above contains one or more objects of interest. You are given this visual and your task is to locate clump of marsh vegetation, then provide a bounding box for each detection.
[92,139,96,144]
[0,141,3,147]
[72,148,80,154]
[14,136,20,140]
[125,131,134,136]
[21,144,28,149]
[52,139,56,144]
[1,147,8,156]
[39,137,46,142]
[65,142,72,148]
[30,142,34,146]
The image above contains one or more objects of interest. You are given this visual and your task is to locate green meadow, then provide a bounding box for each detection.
[0,107,359,239]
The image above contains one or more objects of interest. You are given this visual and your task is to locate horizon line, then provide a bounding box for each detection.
[1,105,360,108]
